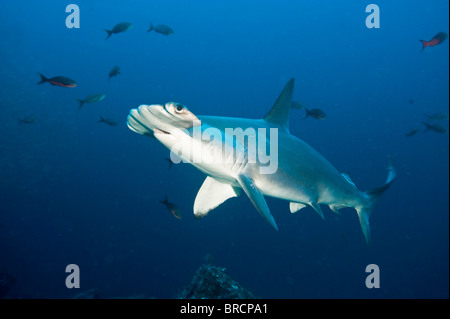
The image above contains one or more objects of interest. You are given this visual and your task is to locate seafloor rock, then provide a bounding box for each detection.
[176,263,257,299]
[0,267,16,298]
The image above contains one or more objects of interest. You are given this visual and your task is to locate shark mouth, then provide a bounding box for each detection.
[153,127,170,135]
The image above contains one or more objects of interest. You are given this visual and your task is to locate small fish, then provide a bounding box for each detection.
[37,73,77,88]
[98,116,118,126]
[18,115,38,124]
[159,195,182,219]
[77,93,106,109]
[408,99,414,104]
[108,66,120,80]
[405,127,421,137]
[105,22,133,39]
[304,108,327,120]
[291,101,306,110]
[425,112,449,122]
[420,32,448,51]
[423,122,447,134]
[147,23,174,36]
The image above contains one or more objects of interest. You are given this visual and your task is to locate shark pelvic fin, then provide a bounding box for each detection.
[193,176,240,218]
[263,78,294,132]
[289,202,308,213]
[236,174,278,231]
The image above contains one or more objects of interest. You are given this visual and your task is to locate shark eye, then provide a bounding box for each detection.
[175,104,184,113]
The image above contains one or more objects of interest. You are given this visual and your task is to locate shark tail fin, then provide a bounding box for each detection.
[356,159,396,246]
[147,23,154,32]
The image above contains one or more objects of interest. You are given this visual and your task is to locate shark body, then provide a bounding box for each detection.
[127,79,395,245]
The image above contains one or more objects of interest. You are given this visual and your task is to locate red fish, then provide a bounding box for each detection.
[420,32,447,51]
[37,73,77,88]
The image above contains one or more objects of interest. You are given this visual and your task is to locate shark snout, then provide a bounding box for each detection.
[127,103,201,137]
[127,104,171,136]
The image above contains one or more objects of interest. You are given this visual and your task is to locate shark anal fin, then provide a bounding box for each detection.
[236,175,278,231]
[194,176,240,218]
[290,202,308,213]
[263,78,294,132]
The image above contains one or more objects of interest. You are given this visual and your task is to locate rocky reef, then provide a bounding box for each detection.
[176,263,257,299]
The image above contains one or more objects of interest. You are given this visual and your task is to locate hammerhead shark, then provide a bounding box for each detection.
[127,78,396,245]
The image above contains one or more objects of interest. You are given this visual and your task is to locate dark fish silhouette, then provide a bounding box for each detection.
[147,23,174,36]
[37,73,77,88]
[98,116,118,126]
[304,108,327,120]
[159,195,182,219]
[108,66,120,80]
[420,32,447,51]
[423,122,447,134]
[77,93,106,108]
[18,115,38,124]
[425,112,449,122]
[405,127,420,137]
[105,22,133,39]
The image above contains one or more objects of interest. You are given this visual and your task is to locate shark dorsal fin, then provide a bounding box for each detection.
[263,78,294,132]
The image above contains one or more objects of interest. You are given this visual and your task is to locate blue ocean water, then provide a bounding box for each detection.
[0,0,448,299]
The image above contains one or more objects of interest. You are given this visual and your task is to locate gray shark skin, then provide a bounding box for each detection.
[127,79,396,245]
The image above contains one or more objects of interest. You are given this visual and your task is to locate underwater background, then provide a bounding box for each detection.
[0,0,448,299]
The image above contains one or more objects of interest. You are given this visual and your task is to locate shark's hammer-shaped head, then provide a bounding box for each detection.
[127,102,201,148]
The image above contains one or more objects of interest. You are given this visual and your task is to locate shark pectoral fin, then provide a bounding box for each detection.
[310,202,324,219]
[193,176,239,218]
[236,175,278,231]
[289,202,308,213]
